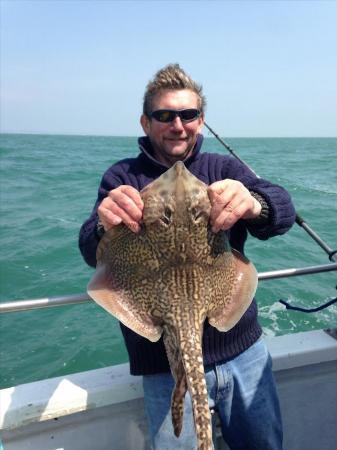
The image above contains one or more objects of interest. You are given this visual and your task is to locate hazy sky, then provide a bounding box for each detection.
[1,0,337,137]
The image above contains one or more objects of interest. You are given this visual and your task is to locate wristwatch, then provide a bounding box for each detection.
[247,191,270,224]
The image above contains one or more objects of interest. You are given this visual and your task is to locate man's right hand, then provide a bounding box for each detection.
[97,185,144,233]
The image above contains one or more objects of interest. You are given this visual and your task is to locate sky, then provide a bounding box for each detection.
[1,0,337,137]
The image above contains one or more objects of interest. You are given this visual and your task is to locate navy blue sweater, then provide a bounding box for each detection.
[79,134,296,375]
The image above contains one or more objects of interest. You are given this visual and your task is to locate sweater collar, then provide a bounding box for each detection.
[137,134,204,169]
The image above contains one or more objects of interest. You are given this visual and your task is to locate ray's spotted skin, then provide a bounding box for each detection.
[88,161,258,450]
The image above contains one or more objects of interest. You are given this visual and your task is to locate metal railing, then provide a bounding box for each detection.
[1,262,336,314]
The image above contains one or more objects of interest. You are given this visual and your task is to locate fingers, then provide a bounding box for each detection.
[98,185,144,233]
[208,180,233,224]
[211,198,249,232]
[208,180,258,232]
[98,180,261,235]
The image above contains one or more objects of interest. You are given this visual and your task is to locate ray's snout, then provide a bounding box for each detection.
[165,161,190,183]
[172,160,187,176]
[165,161,204,193]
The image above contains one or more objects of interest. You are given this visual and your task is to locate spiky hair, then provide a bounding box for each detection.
[143,63,206,116]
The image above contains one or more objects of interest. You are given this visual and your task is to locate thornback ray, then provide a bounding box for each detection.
[88,161,258,450]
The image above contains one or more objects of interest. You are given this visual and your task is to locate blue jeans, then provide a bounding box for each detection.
[143,338,282,450]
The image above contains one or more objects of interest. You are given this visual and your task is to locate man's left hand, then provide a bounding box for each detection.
[208,179,262,232]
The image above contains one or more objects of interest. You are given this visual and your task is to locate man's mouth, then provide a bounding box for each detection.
[165,137,188,142]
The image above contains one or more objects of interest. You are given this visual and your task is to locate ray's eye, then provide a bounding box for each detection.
[191,207,205,223]
[161,207,172,225]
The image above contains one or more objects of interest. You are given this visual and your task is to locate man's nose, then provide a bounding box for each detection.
[170,116,184,130]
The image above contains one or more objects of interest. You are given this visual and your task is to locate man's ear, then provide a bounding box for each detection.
[197,112,205,134]
[140,114,150,135]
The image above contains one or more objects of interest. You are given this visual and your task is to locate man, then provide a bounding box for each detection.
[79,64,296,449]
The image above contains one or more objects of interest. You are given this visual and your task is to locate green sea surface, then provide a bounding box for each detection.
[0,134,336,388]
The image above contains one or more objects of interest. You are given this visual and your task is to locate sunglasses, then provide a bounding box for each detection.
[150,108,201,123]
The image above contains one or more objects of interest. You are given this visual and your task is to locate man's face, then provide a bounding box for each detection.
[140,89,204,166]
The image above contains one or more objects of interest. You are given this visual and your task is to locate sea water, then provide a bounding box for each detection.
[0,134,336,388]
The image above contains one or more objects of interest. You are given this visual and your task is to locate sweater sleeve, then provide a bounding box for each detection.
[222,157,296,240]
[78,168,122,268]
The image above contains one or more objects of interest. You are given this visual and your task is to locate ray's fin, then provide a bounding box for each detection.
[88,263,163,342]
[208,249,258,332]
[171,360,188,437]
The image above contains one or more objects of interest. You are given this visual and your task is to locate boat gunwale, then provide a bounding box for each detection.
[1,329,336,432]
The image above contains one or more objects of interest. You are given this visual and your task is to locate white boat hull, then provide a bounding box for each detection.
[1,329,337,450]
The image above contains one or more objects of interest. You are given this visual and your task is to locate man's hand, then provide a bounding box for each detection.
[97,185,144,233]
[208,180,262,232]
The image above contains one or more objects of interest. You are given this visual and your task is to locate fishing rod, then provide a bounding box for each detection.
[204,122,337,263]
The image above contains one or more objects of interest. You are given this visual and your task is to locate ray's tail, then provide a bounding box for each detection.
[167,327,213,450]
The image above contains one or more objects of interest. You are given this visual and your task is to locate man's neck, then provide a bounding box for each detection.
[152,149,193,168]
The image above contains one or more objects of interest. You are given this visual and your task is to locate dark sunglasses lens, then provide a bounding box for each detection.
[151,109,200,122]
[152,110,175,122]
[180,109,200,121]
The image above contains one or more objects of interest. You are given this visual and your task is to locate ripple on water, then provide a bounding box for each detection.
[0,135,336,387]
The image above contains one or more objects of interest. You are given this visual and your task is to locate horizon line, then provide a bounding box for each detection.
[1,131,336,139]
